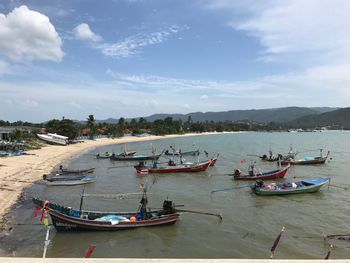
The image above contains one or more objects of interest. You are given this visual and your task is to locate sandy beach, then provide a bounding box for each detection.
[0,133,215,230]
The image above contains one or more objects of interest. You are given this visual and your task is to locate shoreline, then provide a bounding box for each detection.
[0,132,221,231]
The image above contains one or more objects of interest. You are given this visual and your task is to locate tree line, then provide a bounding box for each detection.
[1,115,287,140]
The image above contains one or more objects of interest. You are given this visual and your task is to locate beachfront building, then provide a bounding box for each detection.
[0,127,13,140]
[0,126,34,141]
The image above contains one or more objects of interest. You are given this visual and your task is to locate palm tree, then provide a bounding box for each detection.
[86,114,96,139]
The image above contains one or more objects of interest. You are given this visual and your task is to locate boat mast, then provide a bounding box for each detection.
[79,185,86,216]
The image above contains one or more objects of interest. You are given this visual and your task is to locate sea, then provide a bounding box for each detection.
[1,131,350,259]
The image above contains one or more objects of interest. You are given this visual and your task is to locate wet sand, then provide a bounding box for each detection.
[0,133,213,230]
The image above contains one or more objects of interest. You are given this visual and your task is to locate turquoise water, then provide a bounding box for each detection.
[2,132,350,259]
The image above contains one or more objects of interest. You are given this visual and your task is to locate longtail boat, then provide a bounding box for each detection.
[164,149,200,156]
[251,177,330,196]
[209,155,219,167]
[43,173,87,181]
[233,164,290,180]
[32,187,179,231]
[110,153,162,161]
[281,151,330,165]
[97,151,137,159]
[135,160,212,174]
[259,155,281,162]
[96,152,114,159]
[58,167,95,174]
[45,176,97,186]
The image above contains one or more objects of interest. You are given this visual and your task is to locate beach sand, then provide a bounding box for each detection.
[0,133,214,230]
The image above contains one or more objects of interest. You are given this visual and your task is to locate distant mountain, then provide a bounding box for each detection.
[91,107,338,124]
[143,107,338,123]
[287,107,350,129]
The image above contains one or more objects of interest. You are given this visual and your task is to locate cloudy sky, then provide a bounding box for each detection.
[1,0,350,122]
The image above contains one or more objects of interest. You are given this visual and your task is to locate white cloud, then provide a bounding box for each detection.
[205,0,350,65]
[99,25,187,58]
[200,94,209,99]
[0,60,11,75]
[74,23,102,42]
[0,5,64,62]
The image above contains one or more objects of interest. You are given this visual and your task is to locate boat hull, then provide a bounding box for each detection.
[110,154,161,161]
[252,178,329,196]
[50,211,179,231]
[137,160,211,173]
[164,150,200,156]
[234,165,290,180]
[45,176,96,186]
[32,198,179,232]
[60,168,95,174]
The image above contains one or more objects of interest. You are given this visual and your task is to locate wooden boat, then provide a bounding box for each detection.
[32,194,179,231]
[251,177,330,196]
[58,167,95,174]
[135,160,212,174]
[110,153,162,161]
[45,176,97,186]
[281,151,330,165]
[164,149,200,156]
[259,155,281,162]
[233,164,290,180]
[43,173,87,181]
[209,155,219,167]
[96,152,114,159]
[98,151,137,158]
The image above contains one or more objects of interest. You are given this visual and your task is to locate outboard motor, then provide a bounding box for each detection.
[162,200,174,214]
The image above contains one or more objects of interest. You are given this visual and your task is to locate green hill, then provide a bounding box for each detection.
[287,107,350,129]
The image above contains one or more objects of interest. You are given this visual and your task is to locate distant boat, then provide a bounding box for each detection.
[43,173,87,181]
[58,167,95,174]
[281,151,330,165]
[37,133,68,145]
[164,149,200,156]
[96,152,114,159]
[135,160,212,174]
[233,164,290,180]
[110,153,162,161]
[45,176,97,186]
[251,178,330,196]
[97,150,137,159]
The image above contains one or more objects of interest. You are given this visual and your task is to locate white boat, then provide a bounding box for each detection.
[37,133,68,145]
[45,176,96,186]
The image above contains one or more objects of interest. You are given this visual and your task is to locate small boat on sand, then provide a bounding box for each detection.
[251,177,330,195]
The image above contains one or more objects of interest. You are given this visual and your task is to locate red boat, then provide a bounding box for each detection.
[209,155,219,167]
[136,160,212,174]
[233,164,290,180]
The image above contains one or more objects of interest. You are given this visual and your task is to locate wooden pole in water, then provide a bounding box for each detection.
[42,226,51,258]
[270,226,285,259]
[85,244,96,258]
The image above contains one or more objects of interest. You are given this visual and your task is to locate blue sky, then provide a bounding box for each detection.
[1,0,350,122]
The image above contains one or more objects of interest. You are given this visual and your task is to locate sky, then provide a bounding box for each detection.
[1,0,350,122]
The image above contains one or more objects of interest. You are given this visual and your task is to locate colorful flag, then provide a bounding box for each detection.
[33,205,41,217]
[43,211,49,226]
